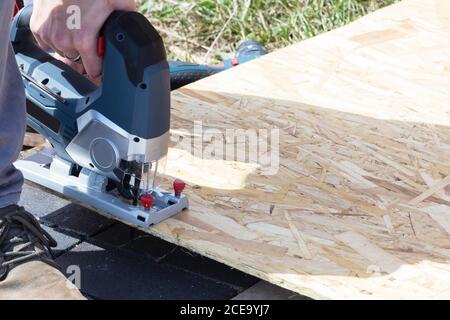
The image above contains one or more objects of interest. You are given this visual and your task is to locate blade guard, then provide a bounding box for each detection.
[10,5,171,165]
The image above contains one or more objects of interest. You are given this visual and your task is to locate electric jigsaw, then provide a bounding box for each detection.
[11,6,188,228]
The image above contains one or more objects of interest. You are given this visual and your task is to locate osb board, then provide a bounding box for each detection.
[29,0,450,299]
[152,0,450,299]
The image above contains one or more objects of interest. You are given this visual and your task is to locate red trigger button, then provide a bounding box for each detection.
[13,2,20,17]
[97,36,105,57]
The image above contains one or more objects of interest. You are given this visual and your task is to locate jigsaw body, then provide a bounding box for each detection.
[11,6,188,227]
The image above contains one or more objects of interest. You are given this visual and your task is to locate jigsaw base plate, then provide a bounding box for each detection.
[15,148,189,228]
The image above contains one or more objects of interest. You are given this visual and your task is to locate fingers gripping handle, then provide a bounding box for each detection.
[11,5,105,65]
[11,5,171,96]
[11,6,168,86]
[11,5,98,100]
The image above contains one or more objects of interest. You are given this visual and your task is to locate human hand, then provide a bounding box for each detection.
[31,0,136,79]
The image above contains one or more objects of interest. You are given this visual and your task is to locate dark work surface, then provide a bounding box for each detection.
[20,184,259,299]
[20,184,71,218]
[40,203,116,238]
[56,242,239,300]
[91,223,258,290]
[42,225,81,257]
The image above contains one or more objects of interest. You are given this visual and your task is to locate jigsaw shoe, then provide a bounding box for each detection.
[0,205,84,300]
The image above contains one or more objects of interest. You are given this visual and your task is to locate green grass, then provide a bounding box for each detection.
[137,0,397,63]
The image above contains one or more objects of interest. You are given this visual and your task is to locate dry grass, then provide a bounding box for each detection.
[137,0,397,63]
